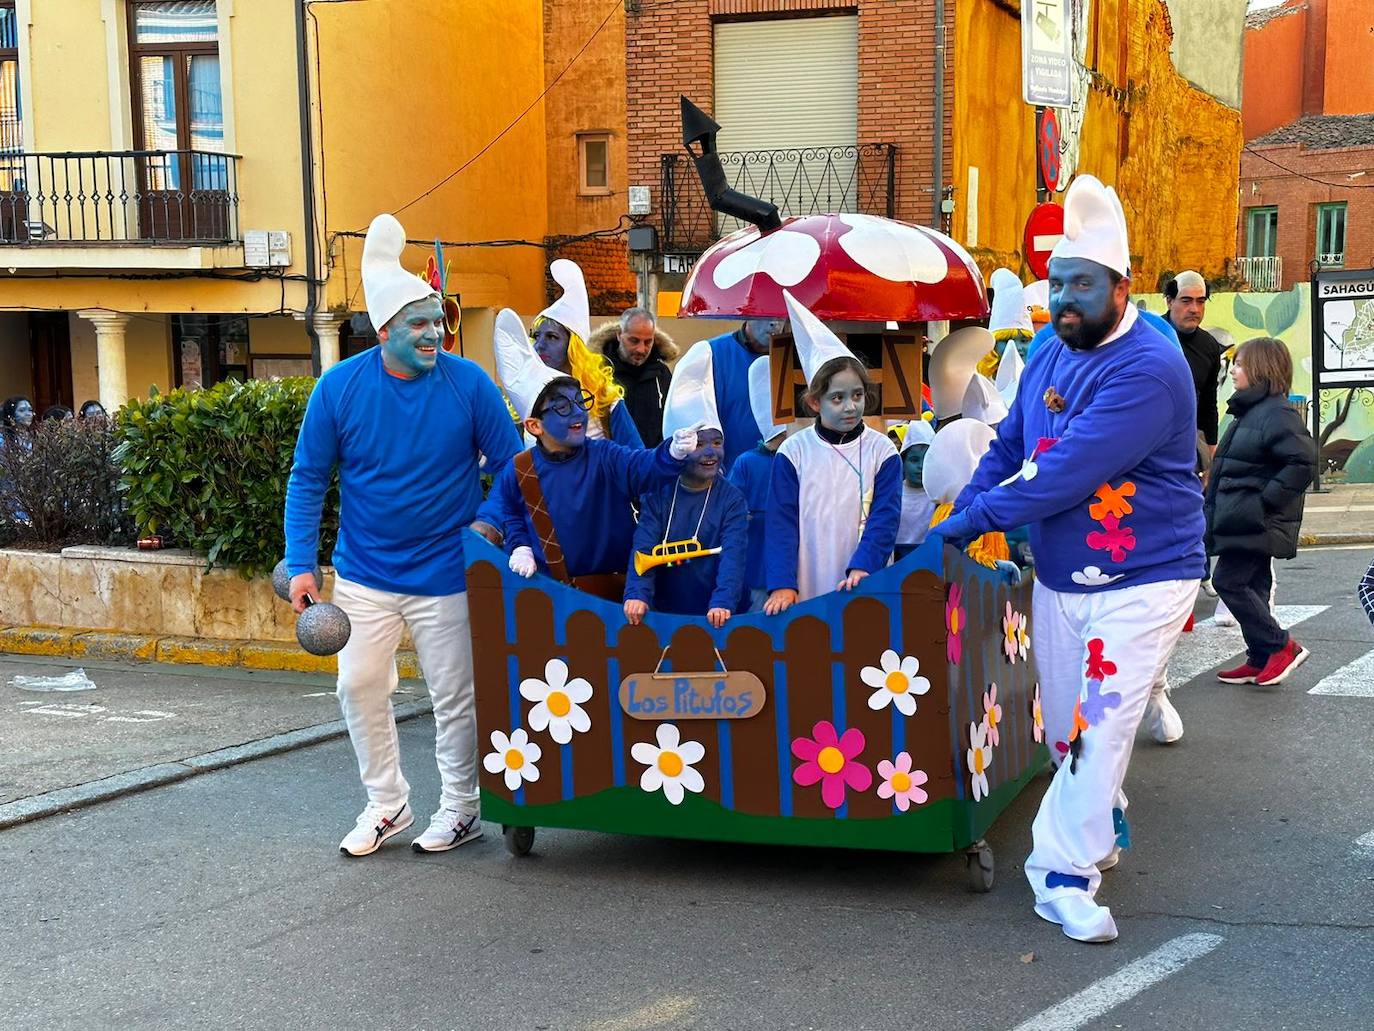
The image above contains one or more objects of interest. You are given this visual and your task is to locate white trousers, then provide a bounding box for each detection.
[1025,577,1198,904]
[332,577,479,813]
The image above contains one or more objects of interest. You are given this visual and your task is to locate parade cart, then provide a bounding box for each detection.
[466,100,1047,891]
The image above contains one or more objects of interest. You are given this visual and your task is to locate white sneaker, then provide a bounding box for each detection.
[1097,846,1121,871]
[1145,690,1184,744]
[1035,895,1118,942]
[412,806,484,853]
[339,802,413,857]
[1212,600,1237,627]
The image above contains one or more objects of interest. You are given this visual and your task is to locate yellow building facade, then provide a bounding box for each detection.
[952,0,1243,290]
[0,0,550,413]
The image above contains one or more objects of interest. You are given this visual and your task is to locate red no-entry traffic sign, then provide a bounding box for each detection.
[1023,202,1065,281]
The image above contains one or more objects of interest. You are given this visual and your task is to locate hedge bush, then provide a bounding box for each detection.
[0,419,134,549]
[114,378,338,577]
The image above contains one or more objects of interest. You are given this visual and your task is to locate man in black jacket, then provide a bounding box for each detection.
[591,308,679,447]
[1165,271,1223,451]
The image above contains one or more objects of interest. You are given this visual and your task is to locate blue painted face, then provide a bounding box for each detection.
[533,320,572,372]
[380,295,444,376]
[815,366,867,433]
[741,318,785,356]
[685,427,725,482]
[902,443,928,488]
[1048,257,1126,351]
[533,383,590,450]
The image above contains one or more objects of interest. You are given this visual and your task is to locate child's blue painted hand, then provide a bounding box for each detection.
[993,559,1022,586]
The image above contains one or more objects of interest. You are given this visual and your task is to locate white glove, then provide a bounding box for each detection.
[509,546,537,578]
[669,427,699,460]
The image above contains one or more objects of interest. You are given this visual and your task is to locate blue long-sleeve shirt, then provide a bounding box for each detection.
[486,437,684,577]
[284,348,522,596]
[707,332,765,473]
[727,444,774,598]
[625,476,749,614]
[941,308,1206,593]
[1027,307,1179,360]
[608,401,645,448]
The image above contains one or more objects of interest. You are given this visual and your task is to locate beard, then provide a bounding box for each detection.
[1054,303,1122,351]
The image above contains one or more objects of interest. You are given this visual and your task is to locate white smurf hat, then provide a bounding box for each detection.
[537,259,591,343]
[928,326,994,421]
[961,373,1008,426]
[493,308,561,420]
[783,290,854,382]
[1049,174,1130,278]
[362,213,437,334]
[748,355,785,443]
[988,268,1032,334]
[900,417,935,453]
[995,341,1024,406]
[1024,279,1049,310]
[922,417,997,505]
[662,340,722,436]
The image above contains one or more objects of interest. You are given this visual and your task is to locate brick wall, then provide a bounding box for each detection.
[625,0,952,245]
[545,236,637,316]
[1239,143,1374,290]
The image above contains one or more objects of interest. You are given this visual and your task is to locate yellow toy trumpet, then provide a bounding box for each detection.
[633,538,722,575]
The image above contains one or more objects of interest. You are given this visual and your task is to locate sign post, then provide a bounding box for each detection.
[1309,267,1374,491]
[1022,0,1072,108]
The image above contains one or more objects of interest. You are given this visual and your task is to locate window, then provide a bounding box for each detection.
[1317,202,1346,268]
[173,314,248,390]
[1246,206,1278,258]
[577,133,611,196]
[0,2,20,155]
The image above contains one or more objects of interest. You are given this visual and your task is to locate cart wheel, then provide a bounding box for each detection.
[966,841,994,893]
[504,825,535,857]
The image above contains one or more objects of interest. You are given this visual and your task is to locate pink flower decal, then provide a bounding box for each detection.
[792,721,872,810]
[1002,601,1022,663]
[876,751,929,812]
[1086,514,1136,563]
[983,684,1004,747]
[1031,683,1045,743]
[946,583,966,665]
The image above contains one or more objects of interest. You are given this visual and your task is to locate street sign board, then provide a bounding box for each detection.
[1023,202,1065,281]
[1022,0,1072,108]
[1037,108,1062,192]
[1313,269,1374,387]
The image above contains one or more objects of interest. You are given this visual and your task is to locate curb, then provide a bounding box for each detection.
[1300,532,1374,547]
[0,698,435,831]
[0,625,422,678]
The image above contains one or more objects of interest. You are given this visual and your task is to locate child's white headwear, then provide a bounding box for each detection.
[900,417,935,453]
[928,326,994,421]
[783,289,854,382]
[493,308,560,420]
[362,213,436,334]
[961,373,1008,426]
[536,259,591,343]
[988,268,1033,334]
[921,418,996,505]
[748,355,785,442]
[662,341,722,436]
[995,340,1024,406]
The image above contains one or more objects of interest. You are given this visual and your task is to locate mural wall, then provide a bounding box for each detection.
[1139,285,1374,483]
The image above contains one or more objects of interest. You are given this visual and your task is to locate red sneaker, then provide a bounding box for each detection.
[1256,639,1310,686]
[1217,662,1263,684]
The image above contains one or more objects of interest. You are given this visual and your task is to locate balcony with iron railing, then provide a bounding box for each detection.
[1237,255,1283,292]
[660,143,896,255]
[0,150,243,268]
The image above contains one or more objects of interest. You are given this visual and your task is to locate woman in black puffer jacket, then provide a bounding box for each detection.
[1204,336,1317,687]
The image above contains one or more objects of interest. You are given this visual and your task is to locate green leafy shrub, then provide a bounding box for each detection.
[0,419,134,549]
[114,378,338,577]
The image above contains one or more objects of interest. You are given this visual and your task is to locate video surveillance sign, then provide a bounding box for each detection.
[1023,0,1072,108]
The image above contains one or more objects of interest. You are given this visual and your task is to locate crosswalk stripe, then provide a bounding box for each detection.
[1308,648,1374,698]
[1167,605,1328,687]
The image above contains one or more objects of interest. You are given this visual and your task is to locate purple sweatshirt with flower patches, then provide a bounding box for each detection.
[941,311,1206,593]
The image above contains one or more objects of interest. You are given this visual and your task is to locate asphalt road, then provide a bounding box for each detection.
[3,546,1373,1030]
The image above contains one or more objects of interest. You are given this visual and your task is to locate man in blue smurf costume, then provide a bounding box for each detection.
[285,213,523,858]
[937,175,1205,944]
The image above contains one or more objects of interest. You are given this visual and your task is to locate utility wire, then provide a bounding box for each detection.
[1243,145,1374,188]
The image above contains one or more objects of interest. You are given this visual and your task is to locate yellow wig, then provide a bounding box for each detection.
[532,315,624,428]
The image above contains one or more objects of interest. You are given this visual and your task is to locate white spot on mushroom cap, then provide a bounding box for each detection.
[837,214,949,285]
[711,229,821,290]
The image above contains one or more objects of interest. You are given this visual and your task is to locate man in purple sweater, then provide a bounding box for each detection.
[938,175,1205,943]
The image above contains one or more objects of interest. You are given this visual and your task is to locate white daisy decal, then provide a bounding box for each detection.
[630,723,706,806]
[520,659,593,745]
[483,728,542,792]
[860,649,931,716]
[1071,565,1124,588]
[967,720,993,802]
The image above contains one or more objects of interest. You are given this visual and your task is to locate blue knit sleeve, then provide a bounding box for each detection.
[765,452,801,592]
[610,401,646,449]
[710,485,751,612]
[624,486,667,604]
[284,378,338,577]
